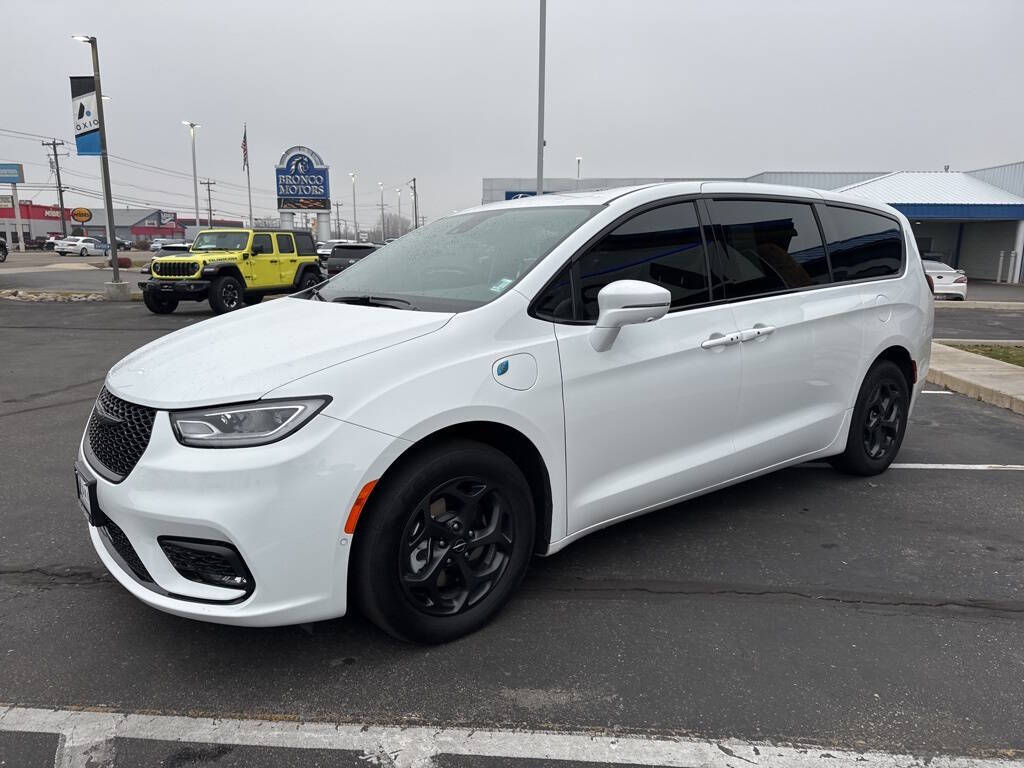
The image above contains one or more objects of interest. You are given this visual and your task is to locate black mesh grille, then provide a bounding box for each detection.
[153,261,199,277]
[103,519,153,583]
[86,387,156,482]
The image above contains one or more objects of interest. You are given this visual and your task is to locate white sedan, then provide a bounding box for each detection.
[923,259,967,300]
[54,236,108,257]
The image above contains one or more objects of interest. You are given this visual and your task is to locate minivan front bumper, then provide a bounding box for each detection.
[78,408,406,626]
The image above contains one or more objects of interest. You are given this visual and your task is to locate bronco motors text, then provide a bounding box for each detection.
[79,183,933,643]
[140,228,323,314]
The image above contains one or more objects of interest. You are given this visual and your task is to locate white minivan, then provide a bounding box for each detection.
[75,182,933,643]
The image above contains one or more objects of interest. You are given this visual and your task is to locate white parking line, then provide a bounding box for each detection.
[1,705,1020,768]
[802,463,1024,471]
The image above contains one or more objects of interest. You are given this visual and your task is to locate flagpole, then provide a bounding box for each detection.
[243,123,253,227]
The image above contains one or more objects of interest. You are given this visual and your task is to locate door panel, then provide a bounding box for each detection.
[249,233,279,286]
[557,304,741,535]
[275,234,297,284]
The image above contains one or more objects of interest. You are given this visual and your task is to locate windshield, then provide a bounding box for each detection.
[315,206,597,312]
[191,231,249,251]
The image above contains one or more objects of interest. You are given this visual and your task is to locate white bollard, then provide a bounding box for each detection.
[996,251,1005,283]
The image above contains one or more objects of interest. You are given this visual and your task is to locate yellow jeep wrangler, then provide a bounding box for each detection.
[140,228,324,314]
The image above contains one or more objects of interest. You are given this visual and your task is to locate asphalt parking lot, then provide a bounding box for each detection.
[2,299,1024,766]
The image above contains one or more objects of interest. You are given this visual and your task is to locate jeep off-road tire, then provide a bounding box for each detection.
[297,271,321,292]
[143,292,179,315]
[208,275,244,314]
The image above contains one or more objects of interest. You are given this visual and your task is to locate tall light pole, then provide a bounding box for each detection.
[396,188,402,235]
[182,121,201,233]
[576,155,582,190]
[408,178,419,230]
[349,172,357,241]
[535,0,546,197]
[378,182,386,242]
[72,35,120,286]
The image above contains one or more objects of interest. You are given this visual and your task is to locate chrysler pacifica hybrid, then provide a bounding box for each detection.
[75,182,933,643]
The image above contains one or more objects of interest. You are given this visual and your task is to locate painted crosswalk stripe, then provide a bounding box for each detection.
[1,705,1022,768]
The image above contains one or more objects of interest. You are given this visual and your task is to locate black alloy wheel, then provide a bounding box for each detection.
[299,272,321,291]
[862,380,902,460]
[352,439,535,644]
[399,476,516,617]
[209,275,244,313]
[831,360,909,476]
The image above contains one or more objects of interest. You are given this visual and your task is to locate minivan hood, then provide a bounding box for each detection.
[107,298,453,409]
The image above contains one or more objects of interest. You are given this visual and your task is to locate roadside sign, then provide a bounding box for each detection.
[275,146,330,211]
[71,207,93,223]
[70,76,101,156]
[0,164,25,184]
[0,194,12,207]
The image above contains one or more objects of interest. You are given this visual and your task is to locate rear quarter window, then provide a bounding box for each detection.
[823,206,903,282]
[292,232,316,254]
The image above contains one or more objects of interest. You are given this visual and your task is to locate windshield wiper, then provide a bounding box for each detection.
[330,295,416,309]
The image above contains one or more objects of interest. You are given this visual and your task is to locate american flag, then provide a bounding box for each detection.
[241,125,248,171]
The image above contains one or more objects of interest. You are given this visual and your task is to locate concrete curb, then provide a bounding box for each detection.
[0,289,141,302]
[927,342,1024,416]
[934,300,1022,310]
[935,338,1024,346]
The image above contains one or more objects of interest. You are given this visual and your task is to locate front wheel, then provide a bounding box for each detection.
[831,360,909,476]
[208,275,244,314]
[143,291,179,314]
[79,248,88,257]
[352,439,535,644]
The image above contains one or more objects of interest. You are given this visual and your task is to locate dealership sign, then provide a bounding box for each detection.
[70,76,101,156]
[0,163,25,184]
[71,207,93,223]
[275,146,330,210]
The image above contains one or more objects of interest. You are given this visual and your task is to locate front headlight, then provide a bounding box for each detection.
[170,397,330,448]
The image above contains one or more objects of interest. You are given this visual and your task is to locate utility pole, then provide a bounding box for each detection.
[73,35,120,286]
[334,201,343,238]
[42,139,68,237]
[396,188,402,235]
[408,177,419,230]
[378,182,386,242]
[200,179,215,227]
[535,0,546,196]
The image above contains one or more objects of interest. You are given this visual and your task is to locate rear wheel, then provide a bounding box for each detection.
[79,248,88,257]
[831,360,909,476]
[208,275,244,314]
[352,439,535,644]
[297,270,321,292]
[143,291,178,314]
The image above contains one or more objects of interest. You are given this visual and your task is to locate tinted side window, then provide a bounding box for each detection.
[276,234,295,254]
[533,262,575,320]
[577,202,708,321]
[825,206,903,281]
[293,232,315,253]
[251,234,272,253]
[709,200,829,299]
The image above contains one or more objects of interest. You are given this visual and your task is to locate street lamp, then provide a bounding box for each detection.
[72,34,121,288]
[182,121,201,234]
[395,188,402,235]
[378,181,386,241]
[349,172,357,242]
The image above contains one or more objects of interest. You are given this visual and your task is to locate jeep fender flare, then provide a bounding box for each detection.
[201,262,246,285]
[293,263,324,288]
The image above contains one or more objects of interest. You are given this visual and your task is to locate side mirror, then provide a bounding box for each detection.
[589,280,671,352]
[251,244,263,255]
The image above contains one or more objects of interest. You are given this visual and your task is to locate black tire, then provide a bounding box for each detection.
[0,247,6,263]
[79,248,88,257]
[244,293,264,305]
[297,270,321,291]
[830,360,909,476]
[352,439,535,644]
[208,275,245,314]
[142,291,179,314]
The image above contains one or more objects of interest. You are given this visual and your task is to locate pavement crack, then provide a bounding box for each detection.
[0,377,104,405]
[523,578,1024,616]
[0,565,113,587]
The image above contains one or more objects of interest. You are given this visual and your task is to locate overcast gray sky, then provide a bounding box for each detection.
[2,0,1021,226]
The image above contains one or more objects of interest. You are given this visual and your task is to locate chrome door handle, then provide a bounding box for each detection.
[739,324,776,342]
[701,331,742,350]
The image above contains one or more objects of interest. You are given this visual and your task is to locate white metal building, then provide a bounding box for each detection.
[482,160,1024,282]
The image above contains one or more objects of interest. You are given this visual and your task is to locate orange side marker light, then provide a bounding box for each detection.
[344,480,377,534]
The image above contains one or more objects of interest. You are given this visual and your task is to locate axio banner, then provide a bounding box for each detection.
[275,146,330,210]
[70,76,101,156]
